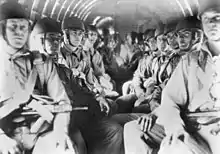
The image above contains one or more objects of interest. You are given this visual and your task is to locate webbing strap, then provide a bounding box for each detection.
[0,67,38,119]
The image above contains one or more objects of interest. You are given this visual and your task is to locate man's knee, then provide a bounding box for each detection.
[124,121,155,154]
[124,120,142,137]
[122,80,133,95]
[32,132,77,154]
[158,134,211,154]
[32,132,56,154]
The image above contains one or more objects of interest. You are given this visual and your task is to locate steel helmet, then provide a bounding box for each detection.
[176,16,201,32]
[146,29,156,40]
[197,0,220,20]
[155,23,165,37]
[32,18,61,36]
[62,17,85,31]
[164,21,177,35]
[143,29,152,39]
[0,1,29,21]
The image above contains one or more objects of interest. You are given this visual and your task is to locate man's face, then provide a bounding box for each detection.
[177,29,193,50]
[148,37,157,51]
[156,34,168,52]
[108,38,117,50]
[5,19,29,49]
[87,30,98,45]
[166,31,179,49]
[68,29,84,47]
[126,34,132,44]
[139,43,145,51]
[201,11,220,41]
[44,32,62,55]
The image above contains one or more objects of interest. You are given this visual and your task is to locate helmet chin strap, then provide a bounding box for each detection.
[3,33,23,54]
[40,33,51,55]
[2,22,15,50]
[42,33,48,54]
[65,30,76,47]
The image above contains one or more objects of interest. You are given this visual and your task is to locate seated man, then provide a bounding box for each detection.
[132,26,170,112]
[122,29,156,96]
[117,30,157,114]
[0,2,71,154]
[83,25,118,97]
[61,17,118,101]
[157,4,220,154]
[123,16,205,154]
[31,17,124,154]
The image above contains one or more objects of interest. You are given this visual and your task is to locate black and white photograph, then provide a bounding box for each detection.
[0,0,220,153]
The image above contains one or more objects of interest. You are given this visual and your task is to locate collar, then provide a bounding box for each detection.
[9,49,30,61]
[62,43,79,55]
[194,42,211,72]
[201,41,213,58]
[62,44,82,57]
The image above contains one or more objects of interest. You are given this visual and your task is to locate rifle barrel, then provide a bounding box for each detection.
[21,106,88,115]
[187,110,219,118]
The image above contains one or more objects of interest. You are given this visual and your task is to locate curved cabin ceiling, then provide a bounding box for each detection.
[0,0,215,35]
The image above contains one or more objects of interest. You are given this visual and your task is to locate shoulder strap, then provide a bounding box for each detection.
[35,63,45,90]
[26,66,39,96]
[32,52,46,91]
[0,67,38,119]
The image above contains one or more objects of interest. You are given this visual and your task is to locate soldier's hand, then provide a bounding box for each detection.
[134,95,147,107]
[71,68,80,77]
[93,87,103,94]
[78,72,86,80]
[96,96,110,115]
[137,114,157,132]
[103,74,111,81]
[0,134,21,154]
[152,86,162,99]
[163,127,189,146]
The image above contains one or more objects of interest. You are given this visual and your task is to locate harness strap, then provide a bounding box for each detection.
[0,67,38,119]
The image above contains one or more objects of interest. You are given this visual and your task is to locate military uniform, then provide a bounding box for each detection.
[132,53,154,97]
[60,45,101,92]
[157,42,218,154]
[0,48,71,151]
[85,48,116,94]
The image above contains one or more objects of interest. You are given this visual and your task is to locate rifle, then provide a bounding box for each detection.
[184,109,220,135]
[11,94,88,134]
[20,95,88,122]
[186,110,220,125]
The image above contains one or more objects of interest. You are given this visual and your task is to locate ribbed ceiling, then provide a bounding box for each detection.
[0,0,217,35]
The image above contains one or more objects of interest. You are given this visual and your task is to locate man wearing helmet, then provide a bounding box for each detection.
[176,16,203,53]
[60,16,88,71]
[165,16,203,78]
[0,2,71,154]
[32,17,121,154]
[60,17,112,115]
[155,22,179,85]
[131,25,171,113]
[131,29,155,97]
[165,21,179,51]
[151,24,172,78]
[116,29,159,113]
[122,16,205,154]
[83,25,118,97]
[114,29,160,114]
[30,18,62,57]
[157,2,220,154]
